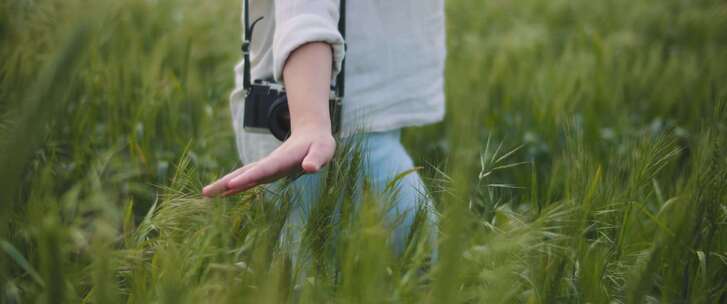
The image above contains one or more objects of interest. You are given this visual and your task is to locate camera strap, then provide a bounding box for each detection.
[242,0,346,99]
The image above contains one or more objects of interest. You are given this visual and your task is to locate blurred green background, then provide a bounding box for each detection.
[1,0,726,303]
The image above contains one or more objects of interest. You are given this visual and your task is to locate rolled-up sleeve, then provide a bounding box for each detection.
[273,0,345,82]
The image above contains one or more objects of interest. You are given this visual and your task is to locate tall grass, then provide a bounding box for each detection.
[1,0,726,303]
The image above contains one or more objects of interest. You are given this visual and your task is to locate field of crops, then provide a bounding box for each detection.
[1,0,726,302]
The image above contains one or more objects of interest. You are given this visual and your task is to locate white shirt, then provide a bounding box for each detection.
[230,0,446,163]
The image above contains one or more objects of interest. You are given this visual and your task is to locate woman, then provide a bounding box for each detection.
[203,0,445,256]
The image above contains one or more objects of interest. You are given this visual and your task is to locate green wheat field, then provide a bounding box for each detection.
[1,0,726,303]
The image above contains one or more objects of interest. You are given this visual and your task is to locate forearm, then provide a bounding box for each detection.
[282,42,333,134]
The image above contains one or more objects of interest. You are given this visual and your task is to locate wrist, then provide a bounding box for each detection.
[291,115,331,135]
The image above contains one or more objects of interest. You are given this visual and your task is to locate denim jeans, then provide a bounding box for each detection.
[274,129,438,262]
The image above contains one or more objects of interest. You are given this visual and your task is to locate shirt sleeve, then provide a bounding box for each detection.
[272,0,345,82]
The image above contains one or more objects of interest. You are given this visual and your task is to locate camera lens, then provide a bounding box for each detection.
[267,96,291,141]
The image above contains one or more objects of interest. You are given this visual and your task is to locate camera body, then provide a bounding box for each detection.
[243,79,342,141]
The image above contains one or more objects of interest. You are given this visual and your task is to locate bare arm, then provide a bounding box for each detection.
[203,42,336,197]
[285,42,333,138]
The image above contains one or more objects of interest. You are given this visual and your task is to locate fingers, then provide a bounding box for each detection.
[302,140,335,173]
[220,184,254,197]
[202,162,256,197]
[226,153,291,191]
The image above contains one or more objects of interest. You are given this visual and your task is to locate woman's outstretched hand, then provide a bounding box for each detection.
[202,126,335,197]
[202,42,336,197]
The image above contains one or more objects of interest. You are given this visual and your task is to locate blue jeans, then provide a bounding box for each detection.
[274,129,438,262]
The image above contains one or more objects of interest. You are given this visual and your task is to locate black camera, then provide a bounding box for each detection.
[243,79,342,141]
[241,0,345,142]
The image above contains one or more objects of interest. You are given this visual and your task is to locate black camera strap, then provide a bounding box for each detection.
[242,0,346,98]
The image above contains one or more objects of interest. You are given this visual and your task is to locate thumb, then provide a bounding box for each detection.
[301,141,334,173]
